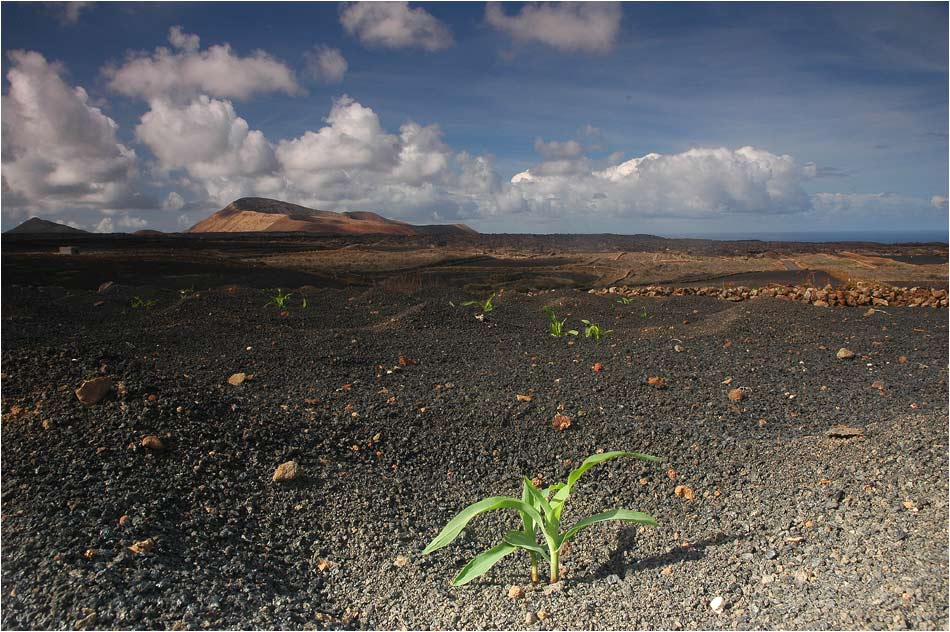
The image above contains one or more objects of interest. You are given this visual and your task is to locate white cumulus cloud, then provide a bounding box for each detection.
[485,2,622,54]
[1,50,145,221]
[47,1,92,24]
[534,137,585,159]
[508,146,810,217]
[104,26,300,101]
[304,45,348,83]
[340,2,453,51]
[95,214,148,233]
[136,95,277,179]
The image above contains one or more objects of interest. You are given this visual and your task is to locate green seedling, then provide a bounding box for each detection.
[616,296,633,305]
[301,296,308,309]
[543,306,578,337]
[581,319,613,341]
[460,293,495,314]
[640,307,648,320]
[131,296,157,310]
[423,451,660,586]
[266,288,293,309]
[179,287,196,299]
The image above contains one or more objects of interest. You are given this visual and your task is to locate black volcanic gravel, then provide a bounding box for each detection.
[1,283,947,630]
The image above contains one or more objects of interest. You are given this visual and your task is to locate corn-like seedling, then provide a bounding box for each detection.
[422,451,660,586]
[131,296,157,310]
[640,307,649,320]
[543,306,578,337]
[460,293,495,315]
[266,288,293,308]
[179,287,196,299]
[616,296,633,305]
[581,319,612,341]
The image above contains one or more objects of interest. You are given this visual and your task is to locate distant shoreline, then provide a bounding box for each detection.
[659,230,949,244]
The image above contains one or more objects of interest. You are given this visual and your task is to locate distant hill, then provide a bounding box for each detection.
[6,217,89,235]
[186,197,477,236]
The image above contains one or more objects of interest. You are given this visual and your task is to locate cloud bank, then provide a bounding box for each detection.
[485,2,622,54]
[104,27,300,101]
[340,2,453,51]
[1,50,146,221]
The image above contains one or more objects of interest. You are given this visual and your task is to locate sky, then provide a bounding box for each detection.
[1,1,948,237]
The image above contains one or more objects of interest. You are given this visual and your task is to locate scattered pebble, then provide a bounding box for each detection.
[710,596,725,613]
[551,414,571,431]
[272,460,299,483]
[825,425,865,439]
[128,539,155,555]
[228,372,247,386]
[507,585,524,599]
[836,348,855,360]
[141,435,164,451]
[674,485,696,500]
[75,377,112,405]
[728,388,745,402]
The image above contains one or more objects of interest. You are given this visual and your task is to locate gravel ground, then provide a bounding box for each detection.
[1,283,947,630]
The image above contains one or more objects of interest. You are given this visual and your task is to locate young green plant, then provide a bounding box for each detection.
[131,296,157,310]
[581,319,613,341]
[460,293,495,315]
[543,306,578,337]
[616,296,633,305]
[422,451,660,586]
[266,288,293,309]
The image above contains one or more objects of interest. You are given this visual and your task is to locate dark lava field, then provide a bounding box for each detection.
[1,276,947,629]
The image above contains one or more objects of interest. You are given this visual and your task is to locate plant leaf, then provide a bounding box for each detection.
[550,451,661,519]
[559,508,659,545]
[520,480,536,535]
[503,530,549,560]
[521,477,553,520]
[460,300,478,307]
[452,541,518,586]
[566,330,579,336]
[422,496,544,555]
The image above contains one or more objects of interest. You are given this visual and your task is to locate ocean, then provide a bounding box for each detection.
[667,230,949,244]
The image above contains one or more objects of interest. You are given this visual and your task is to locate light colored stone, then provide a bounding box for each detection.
[272,460,299,483]
[836,348,855,360]
[128,539,155,555]
[507,585,524,599]
[710,596,725,613]
[75,377,112,405]
[825,425,864,439]
[141,435,164,450]
[228,372,247,386]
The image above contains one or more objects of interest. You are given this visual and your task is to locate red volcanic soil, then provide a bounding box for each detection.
[186,197,475,237]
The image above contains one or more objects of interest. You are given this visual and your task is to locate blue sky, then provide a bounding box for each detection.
[1,1,947,237]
